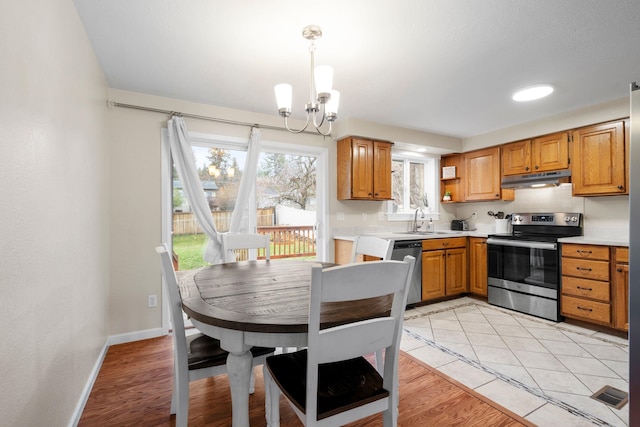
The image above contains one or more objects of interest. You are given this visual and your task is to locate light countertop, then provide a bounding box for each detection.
[335,233,628,247]
[334,230,490,242]
[558,236,629,247]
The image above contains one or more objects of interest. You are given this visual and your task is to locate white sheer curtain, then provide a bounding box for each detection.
[167,116,262,264]
[229,127,262,233]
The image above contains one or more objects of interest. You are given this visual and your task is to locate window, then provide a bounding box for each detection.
[387,154,438,219]
[162,131,328,270]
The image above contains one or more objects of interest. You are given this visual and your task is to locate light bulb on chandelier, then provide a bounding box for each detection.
[274,25,340,136]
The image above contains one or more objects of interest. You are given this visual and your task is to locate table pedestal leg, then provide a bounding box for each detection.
[227,350,253,427]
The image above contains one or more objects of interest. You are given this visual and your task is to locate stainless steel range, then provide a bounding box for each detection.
[487,212,583,321]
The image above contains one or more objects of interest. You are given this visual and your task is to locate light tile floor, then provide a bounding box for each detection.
[401,297,629,427]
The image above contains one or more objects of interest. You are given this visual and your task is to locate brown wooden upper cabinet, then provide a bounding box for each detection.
[465,146,513,201]
[571,120,627,196]
[337,137,393,200]
[502,132,569,176]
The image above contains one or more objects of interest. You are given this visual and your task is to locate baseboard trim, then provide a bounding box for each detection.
[108,327,165,346]
[68,339,109,427]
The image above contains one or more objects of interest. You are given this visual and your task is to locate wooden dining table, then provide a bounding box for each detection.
[176,259,393,427]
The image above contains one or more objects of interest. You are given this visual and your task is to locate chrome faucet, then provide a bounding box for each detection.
[413,208,425,232]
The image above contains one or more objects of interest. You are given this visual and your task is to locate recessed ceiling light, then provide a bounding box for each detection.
[512,84,554,102]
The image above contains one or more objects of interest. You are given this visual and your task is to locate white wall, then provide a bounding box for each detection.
[462,97,629,152]
[0,1,110,426]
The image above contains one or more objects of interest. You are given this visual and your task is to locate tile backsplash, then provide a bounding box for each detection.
[332,183,629,241]
[453,183,629,240]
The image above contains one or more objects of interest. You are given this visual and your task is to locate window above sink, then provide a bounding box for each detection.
[386,153,439,221]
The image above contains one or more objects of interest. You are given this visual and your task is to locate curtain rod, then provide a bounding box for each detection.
[106,100,331,137]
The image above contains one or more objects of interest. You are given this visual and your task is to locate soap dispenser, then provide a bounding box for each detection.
[426,218,434,232]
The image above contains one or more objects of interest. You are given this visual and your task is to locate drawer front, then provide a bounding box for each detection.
[561,258,609,281]
[562,276,610,302]
[562,295,610,324]
[422,237,466,251]
[615,247,629,263]
[561,244,609,261]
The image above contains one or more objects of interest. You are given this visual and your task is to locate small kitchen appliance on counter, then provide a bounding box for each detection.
[486,212,583,321]
[451,219,466,231]
[451,213,477,231]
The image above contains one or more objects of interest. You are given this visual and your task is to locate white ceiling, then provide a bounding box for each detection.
[74,0,640,139]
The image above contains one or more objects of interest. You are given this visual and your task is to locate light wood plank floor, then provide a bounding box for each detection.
[79,335,535,426]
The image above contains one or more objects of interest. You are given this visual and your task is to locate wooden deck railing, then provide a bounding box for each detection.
[230,225,316,260]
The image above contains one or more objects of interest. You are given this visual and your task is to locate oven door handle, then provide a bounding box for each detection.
[486,238,557,250]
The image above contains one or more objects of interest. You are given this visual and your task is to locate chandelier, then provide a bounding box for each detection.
[274,25,340,136]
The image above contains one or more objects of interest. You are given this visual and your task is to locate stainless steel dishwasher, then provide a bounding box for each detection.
[390,240,422,305]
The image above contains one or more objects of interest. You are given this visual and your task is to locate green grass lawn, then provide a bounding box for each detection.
[173,234,209,270]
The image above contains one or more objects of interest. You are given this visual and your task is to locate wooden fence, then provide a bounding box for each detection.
[173,208,275,234]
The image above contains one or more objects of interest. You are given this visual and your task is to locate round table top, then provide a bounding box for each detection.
[177,259,392,334]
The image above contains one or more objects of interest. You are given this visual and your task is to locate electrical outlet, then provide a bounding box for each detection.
[378,212,385,220]
[148,294,157,308]
[336,212,345,221]
[361,213,368,221]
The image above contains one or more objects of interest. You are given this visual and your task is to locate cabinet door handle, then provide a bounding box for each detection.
[576,250,592,254]
[368,192,373,196]
[534,165,539,170]
[442,242,449,247]
[576,286,593,291]
[577,306,593,312]
[618,185,624,190]
[576,267,592,272]
[617,268,623,273]
[525,166,530,171]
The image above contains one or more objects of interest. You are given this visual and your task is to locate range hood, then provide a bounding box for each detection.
[501,169,571,189]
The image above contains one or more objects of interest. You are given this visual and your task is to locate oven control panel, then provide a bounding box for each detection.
[511,213,582,226]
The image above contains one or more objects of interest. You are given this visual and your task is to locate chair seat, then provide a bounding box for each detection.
[266,349,389,421]
[187,333,275,370]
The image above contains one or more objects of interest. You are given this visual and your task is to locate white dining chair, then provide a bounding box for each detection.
[350,235,394,371]
[263,255,415,427]
[350,235,394,263]
[156,244,274,427]
[222,233,270,262]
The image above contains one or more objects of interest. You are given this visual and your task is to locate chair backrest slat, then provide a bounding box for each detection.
[350,236,393,262]
[317,317,395,363]
[222,233,270,262]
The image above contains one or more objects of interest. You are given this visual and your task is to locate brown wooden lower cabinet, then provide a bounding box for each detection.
[560,243,629,331]
[421,237,467,301]
[562,295,611,324]
[334,239,353,265]
[613,247,629,331]
[469,237,487,296]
